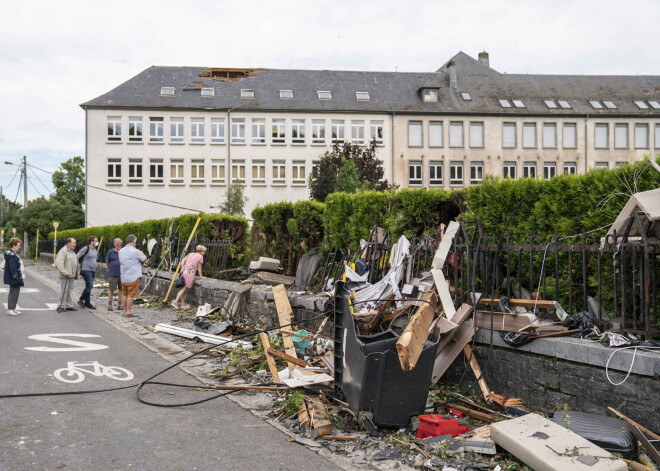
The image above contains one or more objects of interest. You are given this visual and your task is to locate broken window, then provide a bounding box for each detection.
[429,121,443,147]
[231,160,245,184]
[408,161,422,186]
[292,119,306,144]
[635,123,649,148]
[211,118,225,144]
[251,160,265,185]
[408,121,423,147]
[107,116,121,142]
[523,161,537,178]
[190,118,205,144]
[503,162,517,179]
[128,117,142,142]
[292,161,306,185]
[211,159,225,184]
[251,119,265,144]
[563,162,577,175]
[614,123,628,149]
[370,120,384,145]
[231,118,246,144]
[272,119,286,144]
[563,123,577,148]
[351,120,365,145]
[429,161,443,185]
[128,159,143,184]
[542,123,557,148]
[170,118,184,143]
[107,159,121,184]
[312,120,326,144]
[470,161,484,184]
[469,122,484,148]
[594,123,609,148]
[149,117,163,143]
[149,159,163,184]
[170,159,184,184]
[191,160,205,184]
[502,122,516,148]
[272,160,286,185]
[199,68,257,81]
[449,162,463,186]
[543,162,557,179]
[522,123,537,148]
[331,120,344,143]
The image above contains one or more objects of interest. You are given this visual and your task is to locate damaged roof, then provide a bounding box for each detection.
[81,52,660,116]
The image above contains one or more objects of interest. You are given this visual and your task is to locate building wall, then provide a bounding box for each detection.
[86,109,391,226]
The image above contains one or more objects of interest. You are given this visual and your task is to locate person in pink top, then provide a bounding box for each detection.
[171,245,207,309]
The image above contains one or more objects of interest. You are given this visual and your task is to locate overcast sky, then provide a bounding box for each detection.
[0,0,658,203]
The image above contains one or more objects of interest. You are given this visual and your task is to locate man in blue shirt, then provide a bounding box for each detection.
[119,234,146,318]
[105,238,123,311]
[77,236,98,309]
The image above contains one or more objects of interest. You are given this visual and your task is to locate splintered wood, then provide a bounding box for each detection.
[396,291,437,371]
[298,396,333,439]
[259,332,280,383]
[272,284,298,373]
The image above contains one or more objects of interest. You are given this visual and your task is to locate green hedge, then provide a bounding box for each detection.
[251,200,325,274]
[48,213,251,268]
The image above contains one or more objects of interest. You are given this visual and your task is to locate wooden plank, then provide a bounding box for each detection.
[432,320,474,382]
[529,329,579,339]
[298,396,333,439]
[631,425,660,467]
[607,407,660,441]
[396,291,437,371]
[463,344,491,402]
[259,332,280,383]
[474,311,534,331]
[279,329,313,340]
[380,305,412,324]
[272,284,298,372]
[267,348,311,368]
[446,403,500,423]
[622,459,656,471]
[478,298,556,310]
[436,303,473,355]
[432,268,456,320]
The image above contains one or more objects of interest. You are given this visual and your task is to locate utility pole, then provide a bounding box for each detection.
[0,185,3,227]
[23,155,28,258]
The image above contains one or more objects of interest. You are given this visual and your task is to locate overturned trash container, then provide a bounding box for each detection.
[333,281,440,428]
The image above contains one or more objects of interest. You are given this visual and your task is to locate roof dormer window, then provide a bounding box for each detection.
[279,90,293,99]
[603,101,616,109]
[461,92,471,101]
[160,87,175,96]
[635,100,649,109]
[544,100,557,109]
[649,100,660,109]
[317,91,332,100]
[589,100,603,109]
[200,88,215,97]
[558,100,571,109]
[240,89,255,99]
[499,99,511,108]
[422,89,438,102]
[512,99,525,108]
[356,91,370,101]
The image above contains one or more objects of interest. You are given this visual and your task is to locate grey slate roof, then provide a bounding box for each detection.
[81,52,660,116]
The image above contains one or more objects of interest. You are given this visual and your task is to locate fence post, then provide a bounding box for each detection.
[164,217,202,302]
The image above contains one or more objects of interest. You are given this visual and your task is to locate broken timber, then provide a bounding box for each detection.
[272,284,298,372]
[478,298,557,310]
[474,311,534,331]
[298,396,333,439]
[259,332,280,383]
[396,291,437,371]
[463,344,491,402]
[432,320,475,382]
[267,348,311,368]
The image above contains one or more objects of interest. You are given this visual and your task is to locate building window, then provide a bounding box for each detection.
[502,123,516,148]
[272,119,286,144]
[615,162,627,168]
[503,162,516,179]
[589,100,603,109]
[544,100,557,109]
[543,162,557,179]
[279,90,293,99]
[634,100,649,109]
[331,120,344,144]
[231,118,246,144]
[649,101,660,109]
[190,118,205,144]
[563,162,577,175]
[311,160,320,179]
[595,123,609,148]
[128,117,142,142]
[542,123,557,148]
[558,100,571,109]
[149,117,163,143]
[272,160,286,185]
[231,160,245,184]
[211,118,225,144]
[513,99,525,108]
[240,89,255,99]
[170,118,184,143]
[449,121,464,147]
[656,124,660,148]
[351,120,365,145]
[470,161,484,184]
[149,159,163,184]
[429,121,443,147]
[522,123,537,148]
[461,92,471,101]
[563,123,577,148]
[370,120,384,145]
[449,162,463,186]
[292,119,306,144]
[128,159,143,184]
[614,123,628,149]
[107,159,121,184]
[523,162,537,178]
[408,121,422,147]
[292,161,306,185]
[312,120,326,144]
[317,91,332,100]
[429,161,443,185]
[201,88,214,97]
[211,160,226,185]
[251,160,265,185]
[595,162,609,170]
[469,122,484,148]
[191,160,205,184]
[422,89,438,102]
[170,159,184,184]
[107,116,121,142]
[603,101,616,109]
[252,119,266,144]
[356,92,370,101]
[160,87,175,96]
[408,161,422,186]
[635,123,649,148]
[499,99,511,108]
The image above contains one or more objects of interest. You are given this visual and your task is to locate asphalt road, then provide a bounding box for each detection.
[0,274,342,470]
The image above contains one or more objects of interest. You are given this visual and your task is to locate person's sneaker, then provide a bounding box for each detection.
[78,299,85,308]
[66,307,78,311]
[84,303,96,310]
[6,310,20,316]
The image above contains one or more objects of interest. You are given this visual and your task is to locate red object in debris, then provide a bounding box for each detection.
[417,414,470,439]
[447,408,463,418]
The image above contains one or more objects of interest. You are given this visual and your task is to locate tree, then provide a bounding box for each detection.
[52,156,85,208]
[308,140,391,202]
[21,197,84,238]
[218,183,247,216]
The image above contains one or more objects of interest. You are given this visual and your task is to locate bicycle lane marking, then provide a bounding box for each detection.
[24,333,109,352]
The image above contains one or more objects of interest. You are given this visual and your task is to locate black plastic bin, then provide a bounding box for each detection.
[333,281,440,428]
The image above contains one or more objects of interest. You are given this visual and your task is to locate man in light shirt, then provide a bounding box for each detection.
[118,234,146,318]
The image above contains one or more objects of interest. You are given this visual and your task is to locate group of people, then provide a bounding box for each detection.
[4,234,207,317]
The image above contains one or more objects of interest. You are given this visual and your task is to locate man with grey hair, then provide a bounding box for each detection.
[55,237,78,312]
[118,234,146,318]
[105,237,123,311]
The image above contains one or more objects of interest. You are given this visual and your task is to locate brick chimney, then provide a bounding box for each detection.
[447,60,457,89]
[478,51,490,68]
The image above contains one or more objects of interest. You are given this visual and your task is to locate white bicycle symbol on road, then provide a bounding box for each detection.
[53,361,134,384]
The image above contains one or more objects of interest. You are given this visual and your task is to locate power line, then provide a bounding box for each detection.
[28,166,52,194]
[13,170,22,205]
[26,175,44,198]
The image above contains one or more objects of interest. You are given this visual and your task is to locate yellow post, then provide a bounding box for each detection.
[53,222,59,267]
[164,216,202,302]
[35,229,39,261]
[96,236,104,261]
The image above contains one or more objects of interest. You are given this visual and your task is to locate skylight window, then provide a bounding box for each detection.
[160,87,175,96]
[589,100,603,109]
[461,92,471,101]
[279,90,293,99]
[544,100,557,109]
[635,100,649,109]
[499,99,511,108]
[200,88,215,97]
[512,99,525,108]
[603,101,616,109]
[240,89,255,99]
[356,91,370,101]
[317,91,332,100]
[649,100,660,109]
[558,100,571,109]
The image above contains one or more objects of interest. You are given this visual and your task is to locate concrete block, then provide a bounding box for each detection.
[291,296,316,310]
[249,257,280,272]
[490,414,626,471]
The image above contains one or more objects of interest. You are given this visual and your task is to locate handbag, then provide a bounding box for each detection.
[174,274,185,288]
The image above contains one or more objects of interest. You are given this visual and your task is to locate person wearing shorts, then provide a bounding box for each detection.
[106,238,123,311]
[118,234,146,318]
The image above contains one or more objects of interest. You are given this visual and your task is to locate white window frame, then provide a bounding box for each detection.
[648,100,660,109]
[614,123,628,149]
[461,92,471,101]
[543,162,557,179]
[200,88,214,97]
[251,160,266,185]
[635,123,649,149]
[523,161,537,178]
[595,123,609,149]
[312,120,326,145]
[251,119,266,144]
[522,123,537,148]
[149,118,163,143]
[595,162,609,170]
[422,89,438,102]
[655,124,660,149]
[210,159,226,185]
[231,160,245,184]
[589,100,603,109]
[170,118,184,144]
[603,101,616,109]
[512,99,525,108]
[563,123,577,149]
[563,162,577,175]
[429,161,443,185]
[449,121,464,147]
[190,159,205,185]
[190,118,205,144]
[502,122,516,148]
[231,118,246,144]
[558,100,571,109]
[240,89,255,99]
[544,100,557,109]
[128,117,142,142]
[429,121,443,147]
[279,90,293,99]
[271,119,286,144]
[331,120,344,144]
[449,161,464,186]
[356,92,370,101]
[292,119,306,144]
[469,122,484,148]
[351,120,365,145]
[408,121,423,147]
[107,159,121,184]
[211,118,225,144]
[408,161,422,186]
[160,87,175,96]
[292,161,306,185]
[542,123,557,148]
[128,159,143,184]
[503,161,517,179]
[469,161,484,184]
[107,116,121,142]
[370,120,384,145]
[317,91,332,100]
[634,100,649,109]
[149,159,163,184]
[170,159,184,185]
[272,160,286,185]
[499,99,511,108]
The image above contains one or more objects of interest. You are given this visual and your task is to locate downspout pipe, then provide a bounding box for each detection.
[391,111,395,184]
[584,115,589,174]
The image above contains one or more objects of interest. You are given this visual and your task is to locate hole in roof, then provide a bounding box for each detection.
[512,100,525,108]
[544,100,557,109]
[461,92,471,101]
[498,99,511,108]
[241,89,255,99]
[603,101,616,109]
[356,91,370,101]
[160,87,175,96]
[649,100,660,109]
[317,91,332,100]
[198,68,262,82]
[589,100,603,109]
[558,100,571,109]
[279,90,293,99]
[635,100,649,109]
[200,88,214,97]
